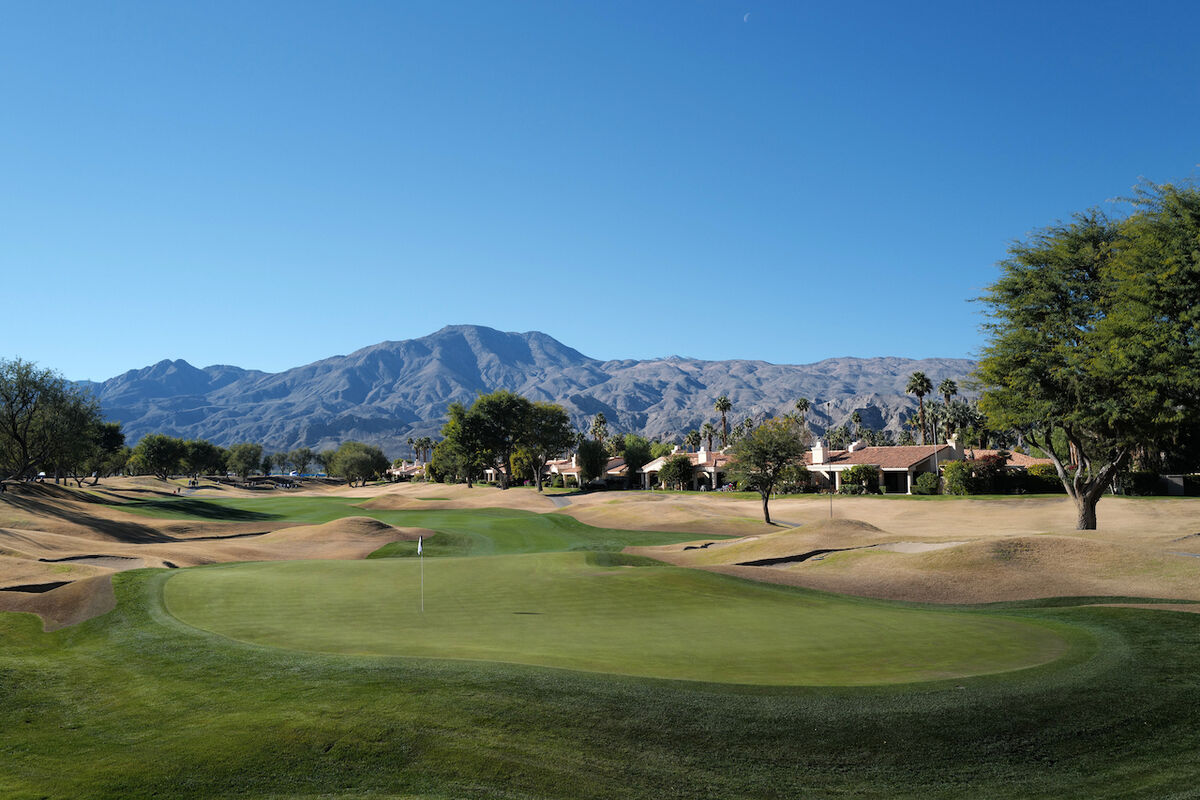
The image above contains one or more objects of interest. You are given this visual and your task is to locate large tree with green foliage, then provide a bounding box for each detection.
[182,439,226,479]
[330,441,390,487]
[575,439,608,486]
[620,434,654,489]
[0,358,104,481]
[130,434,186,480]
[726,416,810,524]
[226,443,264,480]
[657,453,694,491]
[976,184,1200,529]
[435,402,490,488]
[523,401,574,492]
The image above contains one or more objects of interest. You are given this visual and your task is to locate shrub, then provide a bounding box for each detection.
[942,460,972,495]
[913,472,940,495]
[551,474,564,489]
[970,453,1009,494]
[1024,463,1065,493]
[838,464,879,495]
[1121,471,1163,496]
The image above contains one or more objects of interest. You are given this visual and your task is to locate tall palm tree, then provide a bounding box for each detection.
[685,429,701,451]
[905,371,933,444]
[407,437,415,461]
[714,396,732,447]
[701,422,717,452]
[938,378,959,441]
[794,397,810,429]
[850,410,863,440]
[590,412,608,443]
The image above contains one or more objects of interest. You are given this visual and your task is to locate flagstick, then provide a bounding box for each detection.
[420,548,424,614]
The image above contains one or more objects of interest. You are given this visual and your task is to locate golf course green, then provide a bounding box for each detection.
[164,552,1071,685]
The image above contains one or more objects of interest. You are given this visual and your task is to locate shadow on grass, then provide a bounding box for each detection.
[126,499,280,522]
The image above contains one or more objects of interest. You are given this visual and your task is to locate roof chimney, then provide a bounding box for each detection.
[811,440,826,464]
[847,439,867,452]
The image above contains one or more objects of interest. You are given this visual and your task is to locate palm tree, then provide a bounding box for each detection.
[684,429,701,451]
[794,397,810,428]
[714,396,732,447]
[850,410,863,441]
[938,378,959,441]
[905,371,933,445]
[590,412,608,443]
[407,437,415,461]
[701,422,717,451]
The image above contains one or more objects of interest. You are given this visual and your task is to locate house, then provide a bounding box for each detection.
[543,455,627,487]
[386,461,425,482]
[805,438,963,494]
[638,447,733,490]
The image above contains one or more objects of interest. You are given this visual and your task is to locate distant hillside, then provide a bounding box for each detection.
[88,324,976,457]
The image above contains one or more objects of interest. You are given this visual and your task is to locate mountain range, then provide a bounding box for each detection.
[84,325,976,457]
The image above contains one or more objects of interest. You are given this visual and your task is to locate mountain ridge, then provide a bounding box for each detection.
[87,324,976,457]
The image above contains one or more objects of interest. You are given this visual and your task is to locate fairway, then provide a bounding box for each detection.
[164,552,1073,685]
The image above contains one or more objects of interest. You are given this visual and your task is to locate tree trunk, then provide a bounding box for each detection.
[761,493,771,525]
[1074,495,1098,530]
[535,469,544,492]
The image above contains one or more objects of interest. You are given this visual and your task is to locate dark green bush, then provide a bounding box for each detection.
[913,472,940,495]
[942,460,971,495]
[838,464,879,494]
[1121,471,1163,496]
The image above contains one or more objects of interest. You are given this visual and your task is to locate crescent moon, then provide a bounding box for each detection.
[744,12,750,21]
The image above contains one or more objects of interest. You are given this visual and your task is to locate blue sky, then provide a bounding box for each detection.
[3,0,1198,381]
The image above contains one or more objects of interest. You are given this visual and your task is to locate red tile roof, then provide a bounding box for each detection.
[807,445,951,470]
[967,449,1054,468]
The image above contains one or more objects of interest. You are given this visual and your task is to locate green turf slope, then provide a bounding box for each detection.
[163,552,1072,685]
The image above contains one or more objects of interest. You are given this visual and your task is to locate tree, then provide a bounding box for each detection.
[906,372,933,445]
[272,451,290,474]
[937,378,959,441]
[227,443,264,480]
[288,447,314,476]
[657,454,694,491]
[684,429,701,451]
[42,389,105,484]
[850,410,863,440]
[726,416,810,524]
[0,358,102,481]
[523,401,575,492]
[472,390,533,489]
[621,434,654,489]
[436,402,490,488]
[182,439,225,479]
[589,412,608,444]
[650,441,676,459]
[330,441,389,487]
[975,194,1199,530]
[130,434,186,480]
[315,449,337,477]
[794,397,810,429]
[576,438,608,486]
[714,396,732,447]
[701,422,717,452]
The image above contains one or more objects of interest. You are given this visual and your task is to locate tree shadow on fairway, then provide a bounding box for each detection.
[125,498,280,522]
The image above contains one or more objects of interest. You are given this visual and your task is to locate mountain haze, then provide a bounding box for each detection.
[89,325,975,457]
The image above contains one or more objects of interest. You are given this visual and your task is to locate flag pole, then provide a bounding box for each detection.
[418,535,424,614]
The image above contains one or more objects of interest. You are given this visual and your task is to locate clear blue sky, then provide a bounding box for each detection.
[3,0,1198,381]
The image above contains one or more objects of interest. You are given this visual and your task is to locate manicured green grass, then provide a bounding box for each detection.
[4,493,1200,798]
[163,552,1072,685]
[120,495,711,555]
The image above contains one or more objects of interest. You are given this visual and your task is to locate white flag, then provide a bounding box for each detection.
[417,536,422,556]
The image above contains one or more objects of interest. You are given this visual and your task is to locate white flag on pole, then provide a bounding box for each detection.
[417,535,422,556]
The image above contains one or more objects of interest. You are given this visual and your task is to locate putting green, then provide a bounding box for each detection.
[163,553,1075,685]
